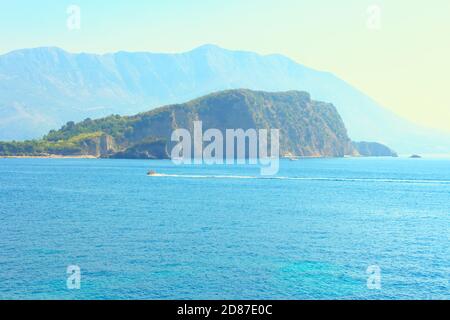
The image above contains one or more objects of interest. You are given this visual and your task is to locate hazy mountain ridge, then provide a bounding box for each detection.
[0,90,364,158]
[0,45,448,153]
[353,141,398,157]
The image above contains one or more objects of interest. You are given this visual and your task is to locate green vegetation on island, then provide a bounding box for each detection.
[0,89,397,159]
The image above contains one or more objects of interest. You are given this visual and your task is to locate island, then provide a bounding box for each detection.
[0,89,397,159]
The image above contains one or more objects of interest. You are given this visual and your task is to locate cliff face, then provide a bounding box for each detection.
[0,90,361,159]
[79,134,117,157]
[110,89,356,158]
[109,139,169,159]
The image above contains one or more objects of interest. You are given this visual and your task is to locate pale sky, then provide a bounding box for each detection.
[0,0,449,132]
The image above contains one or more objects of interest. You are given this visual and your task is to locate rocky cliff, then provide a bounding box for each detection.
[353,141,398,157]
[0,89,396,159]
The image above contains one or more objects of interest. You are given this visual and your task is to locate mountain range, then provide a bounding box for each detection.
[0,44,448,153]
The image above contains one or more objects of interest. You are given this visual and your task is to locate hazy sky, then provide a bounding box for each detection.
[1,0,449,132]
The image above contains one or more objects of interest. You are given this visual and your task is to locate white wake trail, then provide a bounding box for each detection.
[149,174,450,185]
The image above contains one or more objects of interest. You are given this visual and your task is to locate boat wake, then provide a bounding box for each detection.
[148,174,450,185]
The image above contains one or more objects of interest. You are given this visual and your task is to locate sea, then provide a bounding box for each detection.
[0,157,449,299]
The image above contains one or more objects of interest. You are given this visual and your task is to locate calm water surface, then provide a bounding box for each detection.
[0,158,449,299]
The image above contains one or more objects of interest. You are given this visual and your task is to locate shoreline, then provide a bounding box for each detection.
[0,155,98,159]
[2,154,450,160]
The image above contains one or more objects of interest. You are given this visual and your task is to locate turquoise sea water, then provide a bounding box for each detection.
[0,158,449,300]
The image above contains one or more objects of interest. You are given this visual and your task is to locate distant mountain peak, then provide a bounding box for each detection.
[191,43,226,52]
[6,46,68,55]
